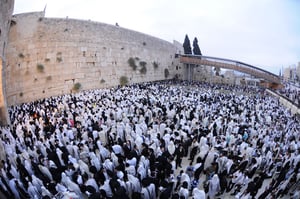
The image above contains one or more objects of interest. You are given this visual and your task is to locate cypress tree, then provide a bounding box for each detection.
[193,37,202,55]
[183,34,192,54]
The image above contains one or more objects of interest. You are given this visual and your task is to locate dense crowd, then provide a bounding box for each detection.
[277,83,300,107]
[0,80,299,199]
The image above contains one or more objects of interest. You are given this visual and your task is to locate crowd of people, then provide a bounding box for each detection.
[0,80,299,199]
[277,83,300,107]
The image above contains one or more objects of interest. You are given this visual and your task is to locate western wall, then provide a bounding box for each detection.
[5,11,184,107]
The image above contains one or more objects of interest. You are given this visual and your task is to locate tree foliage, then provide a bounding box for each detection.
[193,37,202,55]
[183,34,192,54]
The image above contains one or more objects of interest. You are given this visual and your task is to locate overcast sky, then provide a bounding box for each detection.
[13,0,300,75]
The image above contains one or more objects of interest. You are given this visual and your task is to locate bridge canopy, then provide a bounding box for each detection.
[178,54,281,87]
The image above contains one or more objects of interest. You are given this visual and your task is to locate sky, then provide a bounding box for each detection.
[13,0,300,75]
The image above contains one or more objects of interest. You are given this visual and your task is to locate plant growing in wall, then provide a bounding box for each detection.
[119,76,128,86]
[19,92,23,97]
[56,52,63,63]
[140,66,147,74]
[56,57,63,62]
[37,64,44,73]
[164,68,170,78]
[18,53,25,58]
[100,79,105,83]
[153,61,159,69]
[73,82,82,91]
[128,57,137,71]
[139,61,147,74]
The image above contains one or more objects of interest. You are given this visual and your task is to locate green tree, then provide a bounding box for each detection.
[183,34,192,54]
[193,37,202,55]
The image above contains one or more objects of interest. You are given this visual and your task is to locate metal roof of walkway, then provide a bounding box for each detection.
[179,54,281,85]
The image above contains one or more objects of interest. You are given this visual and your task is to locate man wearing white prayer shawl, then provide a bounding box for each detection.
[204,148,218,171]
[112,143,123,155]
[125,164,136,176]
[103,159,114,172]
[192,188,206,199]
[137,164,147,180]
[100,180,113,197]
[27,181,41,199]
[89,152,101,171]
[65,177,82,198]
[178,181,189,199]
[141,181,156,199]
[180,172,191,191]
[85,175,99,193]
[167,140,176,155]
[8,177,21,199]
[127,174,141,193]
[208,174,220,199]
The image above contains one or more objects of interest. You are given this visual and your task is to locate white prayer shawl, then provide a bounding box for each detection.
[141,183,156,199]
[24,159,34,176]
[9,178,20,199]
[56,183,68,193]
[56,148,65,166]
[85,178,99,192]
[112,144,123,155]
[31,174,43,193]
[127,174,141,192]
[41,186,52,198]
[204,148,217,170]
[89,152,101,171]
[38,165,53,181]
[72,145,80,160]
[232,171,244,185]
[103,159,114,172]
[97,140,110,160]
[192,188,206,199]
[139,155,150,173]
[100,180,113,197]
[181,173,191,190]
[135,135,143,151]
[111,152,119,167]
[66,178,82,198]
[10,165,20,180]
[137,164,147,180]
[27,182,41,199]
[178,187,189,199]
[125,165,136,176]
[78,160,92,177]
[167,141,176,155]
[208,174,220,199]
[125,181,133,196]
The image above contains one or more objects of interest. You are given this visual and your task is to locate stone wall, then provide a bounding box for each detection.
[6,11,183,106]
[0,0,14,125]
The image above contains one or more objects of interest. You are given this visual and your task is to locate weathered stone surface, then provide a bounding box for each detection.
[5,11,184,106]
